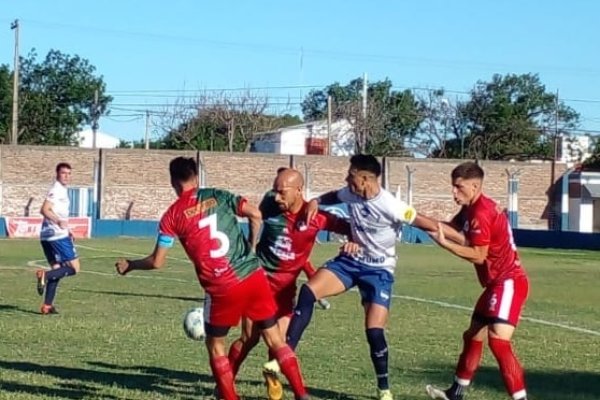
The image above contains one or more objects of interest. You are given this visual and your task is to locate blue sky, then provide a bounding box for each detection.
[1,1,599,142]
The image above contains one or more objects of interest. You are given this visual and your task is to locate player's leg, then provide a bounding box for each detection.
[246,270,309,400]
[228,317,261,377]
[301,261,331,310]
[487,276,529,400]
[204,292,242,400]
[426,320,487,400]
[205,328,239,400]
[358,267,394,400]
[286,257,351,350]
[259,321,309,400]
[39,238,78,314]
[36,240,55,296]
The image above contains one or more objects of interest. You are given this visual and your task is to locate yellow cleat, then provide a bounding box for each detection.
[262,368,283,400]
[377,388,393,400]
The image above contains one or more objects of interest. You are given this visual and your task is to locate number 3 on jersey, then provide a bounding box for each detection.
[198,214,230,258]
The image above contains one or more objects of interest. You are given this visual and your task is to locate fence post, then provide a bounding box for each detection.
[506,168,521,228]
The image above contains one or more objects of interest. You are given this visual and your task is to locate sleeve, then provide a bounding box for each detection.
[216,189,247,216]
[335,187,352,202]
[317,210,351,235]
[157,207,177,248]
[390,197,417,224]
[468,208,492,246]
[45,185,58,204]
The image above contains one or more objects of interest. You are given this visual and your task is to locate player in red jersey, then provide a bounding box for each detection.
[114,157,310,400]
[423,161,529,400]
[227,168,350,400]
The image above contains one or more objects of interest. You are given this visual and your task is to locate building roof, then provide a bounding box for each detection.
[75,129,121,148]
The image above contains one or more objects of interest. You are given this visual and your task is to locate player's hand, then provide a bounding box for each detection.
[305,199,319,225]
[115,258,130,276]
[340,241,360,256]
[58,219,68,229]
[435,222,448,246]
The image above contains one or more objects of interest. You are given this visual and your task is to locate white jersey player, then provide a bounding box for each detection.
[36,163,81,315]
[267,154,435,400]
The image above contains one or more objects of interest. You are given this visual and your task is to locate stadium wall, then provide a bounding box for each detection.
[0,145,568,229]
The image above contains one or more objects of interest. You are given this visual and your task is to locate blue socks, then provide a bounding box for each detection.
[366,328,389,390]
[44,264,76,305]
[286,284,316,350]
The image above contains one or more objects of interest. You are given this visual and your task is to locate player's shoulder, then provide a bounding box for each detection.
[374,188,403,208]
[471,194,499,218]
[47,181,66,197]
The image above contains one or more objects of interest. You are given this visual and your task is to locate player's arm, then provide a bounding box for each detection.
[305,190,341,225]
[40,199,68,229]
[319,210,351,236]
[413,214,467,245]
[115,242,170,275]
[239,200,262,251]
[302,260,317,279]
[434,224,488,264]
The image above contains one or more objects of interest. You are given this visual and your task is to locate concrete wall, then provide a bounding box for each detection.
[0,146,567,229]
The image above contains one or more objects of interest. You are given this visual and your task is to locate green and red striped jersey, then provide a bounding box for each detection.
[257,191,350,289]
[158,187,260,294]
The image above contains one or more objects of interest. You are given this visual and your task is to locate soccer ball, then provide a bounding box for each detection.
[183,307,206,341]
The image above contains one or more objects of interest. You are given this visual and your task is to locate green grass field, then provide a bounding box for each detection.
[0,238,599,400]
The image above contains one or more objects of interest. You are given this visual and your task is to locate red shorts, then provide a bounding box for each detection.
[269,279,297,319]
[473,275,529,326]
[204,269,277,327]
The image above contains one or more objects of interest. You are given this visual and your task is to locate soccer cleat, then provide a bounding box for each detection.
[262,360,283,400]
[36,269,46,296]
[40,304,59,315]
[425,385,461,400]
[317,298,331,310]
[377,388,393,400]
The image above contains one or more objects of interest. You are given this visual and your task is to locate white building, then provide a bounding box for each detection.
[251,119,355,156]
[557,134,593,163]
[564,170,600,233]
[75,129,121,149]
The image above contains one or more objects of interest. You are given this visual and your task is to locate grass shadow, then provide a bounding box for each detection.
[0,360,213,398]
[0,303,43,315]
[424,363,600,400]
[73,288,204,303]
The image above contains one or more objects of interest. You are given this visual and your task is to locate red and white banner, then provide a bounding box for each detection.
[4,217,91,239]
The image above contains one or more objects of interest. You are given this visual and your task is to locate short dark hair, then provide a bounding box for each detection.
[169,157,198,182]
[276,167,288,174]
[451,161,484,181]
[350,154,381,177]
[56,162,72,174]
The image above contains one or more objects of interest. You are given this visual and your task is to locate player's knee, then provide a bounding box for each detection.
[298,284,316,304]
[365,327,385,346]
[66,260,80,274]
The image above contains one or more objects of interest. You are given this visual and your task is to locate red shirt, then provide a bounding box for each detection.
[453,194,526,287]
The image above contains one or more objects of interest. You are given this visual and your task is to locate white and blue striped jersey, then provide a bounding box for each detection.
[336,187,416,274]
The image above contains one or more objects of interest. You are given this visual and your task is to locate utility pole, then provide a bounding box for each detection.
[10,19,20,145]
[92,89,99,149]
[361,72,368,119]
[360,72,368,153]
[327,95,332,156]
[145,110,150,149]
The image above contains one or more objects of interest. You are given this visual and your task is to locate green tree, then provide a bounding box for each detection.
[582,138,600,171]
[0,65,11,142]
[301,78,423,156]
[0,49,111,145]
[460,73,579,160]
